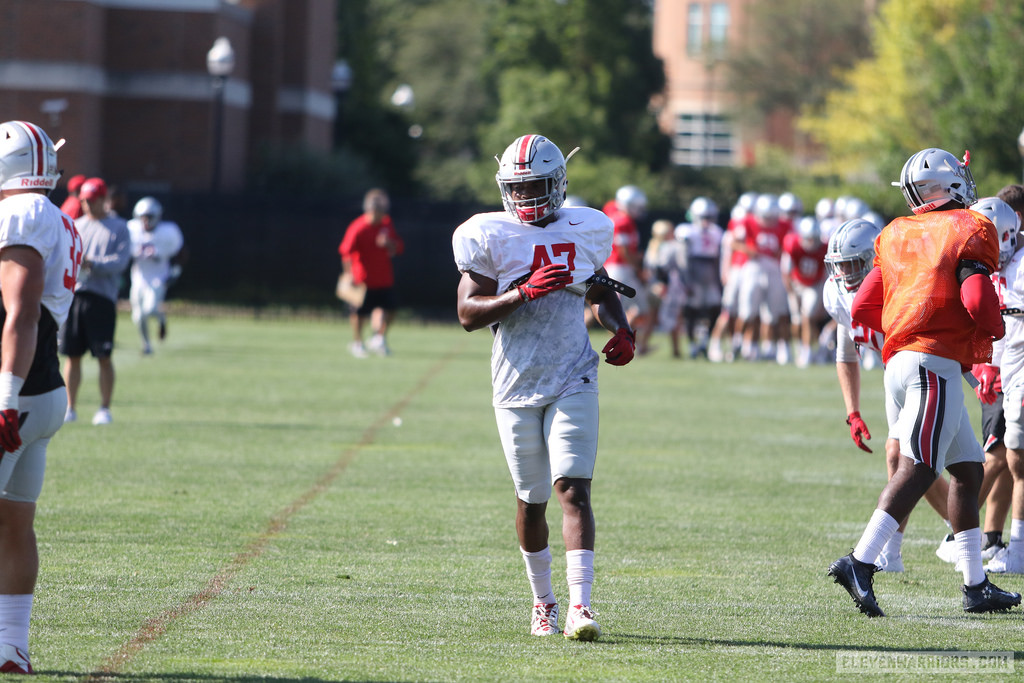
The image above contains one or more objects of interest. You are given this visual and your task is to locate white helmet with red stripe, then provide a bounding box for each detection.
[0,120,60,192]
[496,134,567,223]
[893,147,976,215]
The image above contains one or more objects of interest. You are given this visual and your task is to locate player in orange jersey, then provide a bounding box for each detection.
[828,148,1020,617]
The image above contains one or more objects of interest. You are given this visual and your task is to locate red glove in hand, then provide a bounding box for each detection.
[0,408,21,454]
[971,363,1001,405]
[602,327,636,366]
[517,264,572,302]
[846,411,872,453]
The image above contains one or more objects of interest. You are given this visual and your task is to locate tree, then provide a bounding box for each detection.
[800,0,1024,186]
[723,0,871,125]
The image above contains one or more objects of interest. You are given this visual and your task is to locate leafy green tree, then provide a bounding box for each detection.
[801,0,1024,186]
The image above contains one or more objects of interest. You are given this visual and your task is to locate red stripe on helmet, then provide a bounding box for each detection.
[16,121,44,176]
[516,135,535,166]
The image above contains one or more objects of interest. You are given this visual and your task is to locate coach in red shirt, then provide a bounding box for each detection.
[339,188,404,357]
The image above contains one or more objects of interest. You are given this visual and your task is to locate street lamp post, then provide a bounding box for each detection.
[206,37,235,193]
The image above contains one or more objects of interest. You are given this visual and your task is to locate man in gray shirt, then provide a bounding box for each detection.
[59,177,131,425]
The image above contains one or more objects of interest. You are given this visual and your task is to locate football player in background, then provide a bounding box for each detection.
[977,191,1024,574]
[453,134,633,641]
[828,148,1020,617]
[782,216,828,369]
[0,120,83,673]
[823,218,954,573]
[675,197,724,359]
[602,185,650,351]
[127,197,184,355]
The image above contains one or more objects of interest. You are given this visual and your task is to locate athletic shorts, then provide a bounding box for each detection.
[0,388,67,503]
[981,394,1006,452]
[356,287,397,316]
[493,391,599,504]
[884,350,984,472]
[59,291,117,359]
[787,280,824,324]
[1002,386,1024,450]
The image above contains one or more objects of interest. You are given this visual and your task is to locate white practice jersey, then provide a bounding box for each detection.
[453,207,614,407]
[823,277,883,361]
[996,249,1024,393]
[0,193,80,327]
[675,222,724,260]
[128,219,184,287]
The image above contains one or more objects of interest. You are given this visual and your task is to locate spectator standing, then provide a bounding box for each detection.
[59,174,85,220]
[60,178,131,426]
[339,189,403,358]
[127,197,184,355]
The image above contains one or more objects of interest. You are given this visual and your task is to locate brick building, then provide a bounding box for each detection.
[0,0,336,194]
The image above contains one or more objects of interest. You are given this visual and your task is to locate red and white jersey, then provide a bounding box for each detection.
[782,232,827,287]
[823,277,883,357]
[601,200,638,267]
[749,215,789,260]
[0,193,80,328]
[453,206,613,408]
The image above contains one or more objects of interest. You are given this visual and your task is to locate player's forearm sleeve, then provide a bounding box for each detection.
[960,273,1004,340]
[851,267,883,333]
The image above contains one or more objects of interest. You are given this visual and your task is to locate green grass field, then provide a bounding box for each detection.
[27,314,1023,681]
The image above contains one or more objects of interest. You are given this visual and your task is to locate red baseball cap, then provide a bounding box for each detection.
[79,177,107,200]
[67,174,86,194]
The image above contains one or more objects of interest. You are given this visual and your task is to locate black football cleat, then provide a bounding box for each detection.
[828,553,885,617]
[962,578,1021,613]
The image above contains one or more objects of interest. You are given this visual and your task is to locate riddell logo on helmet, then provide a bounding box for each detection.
[513,170,530,176]
[17,178,51,188]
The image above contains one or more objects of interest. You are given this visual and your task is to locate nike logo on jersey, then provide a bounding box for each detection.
[569,220,583,226]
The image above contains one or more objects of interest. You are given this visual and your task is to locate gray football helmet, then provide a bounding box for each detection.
[825,218,881,292]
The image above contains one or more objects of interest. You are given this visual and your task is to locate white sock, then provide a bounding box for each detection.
[955,528,985,586]
[521,547,555,605]
[0,594,32,653]
[881,530,903,557]
[852,509,900,565]
[566,549,594,607]
[1008,519,1024,557]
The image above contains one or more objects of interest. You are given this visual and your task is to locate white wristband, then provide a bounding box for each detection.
[0,372,24,412]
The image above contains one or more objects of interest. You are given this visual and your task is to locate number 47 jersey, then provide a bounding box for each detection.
[452,206,614,408]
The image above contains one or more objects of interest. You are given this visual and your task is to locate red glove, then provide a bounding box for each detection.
[517,264,572,302]
[0,409,21,454]
[971,364,1001,405]
[846,411,872,453]
[602,327,636,366]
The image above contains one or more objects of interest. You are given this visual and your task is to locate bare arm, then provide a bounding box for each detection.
[586,267,631,333]
[456,270,525,332]
[0,245,43,380]
[836,360,861,416]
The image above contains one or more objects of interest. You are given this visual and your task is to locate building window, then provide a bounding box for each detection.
[709,3,730,58]
[687,3,703,56]
[672,112,733,167]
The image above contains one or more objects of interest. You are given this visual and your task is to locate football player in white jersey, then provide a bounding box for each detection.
[453,134,633,642]
[127,197,184,354]
[675,197,724,359]
[977,191,1024,574]
[823,219,954,572]
[0,120,83,674]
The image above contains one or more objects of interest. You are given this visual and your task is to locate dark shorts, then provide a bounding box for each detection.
[356,287,397,316]
[59,291,117,359]
[981,394,1005,453]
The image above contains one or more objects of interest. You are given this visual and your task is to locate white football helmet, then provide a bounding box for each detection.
[778,192,803,217]
[796,216,821,249]
[972,196,1020,270]
[133,196,163,224]
[737,191,758,212]
[615,185,647,220]
[753,193,779,224]
[893,147,977,215]
[495,134,567,223]
[825,218,881,292]
[688,196,718,222]
[842,197,868,221]
[815,197,835,221]
[0,120,60,192]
